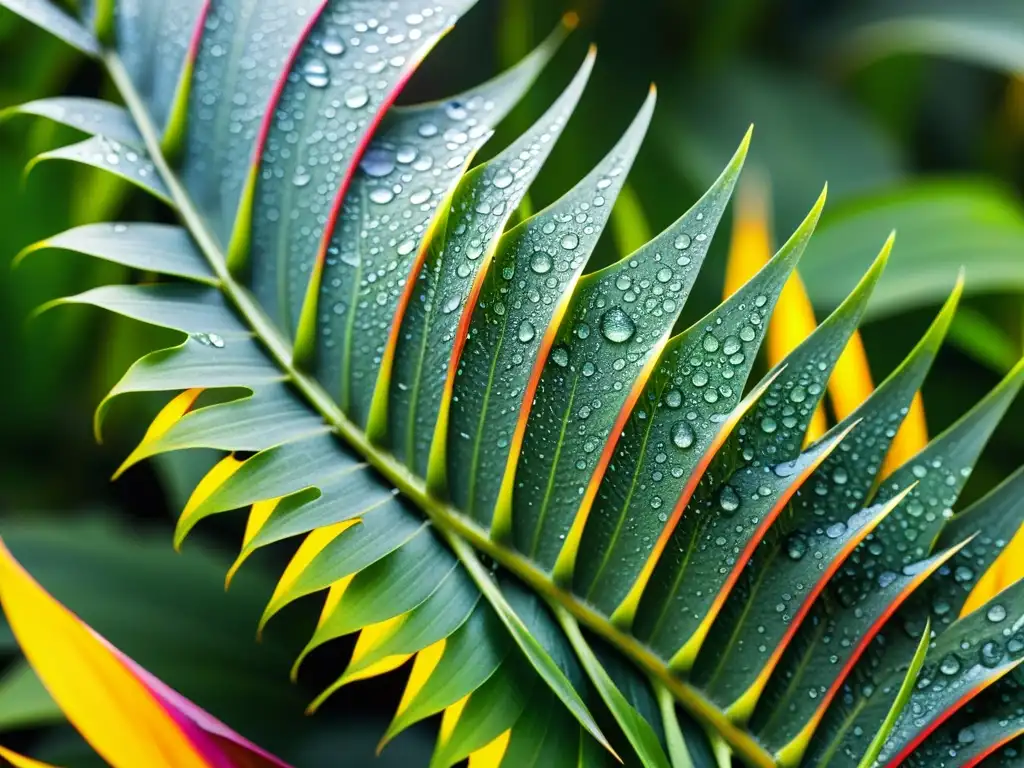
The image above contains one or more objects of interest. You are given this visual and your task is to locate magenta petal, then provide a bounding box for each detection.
[103,634,293,768]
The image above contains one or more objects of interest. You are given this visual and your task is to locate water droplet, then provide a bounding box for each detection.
[674,234,691,250]
[939,654,961,675]
[344,84,369,109]
[786,534,807,561]
[530,251,552,274]
[369,187,394,204]
[302,58,329,88]
[718,485,740,514]
[987,604,1007,623]
[518,320,536,343]
[360,147,395,177]
[672,421,695,449]
[551,346,569,367]
[561,232,580,250]
[760,417,777,434]
[321,30,346,56]
[702,334,720,353]
[600,308,635,344]
[826,522,846,539]
[493,171,513,189]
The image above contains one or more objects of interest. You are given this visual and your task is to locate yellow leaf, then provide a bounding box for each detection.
[468,729,511,768]
[0,746,62,768]
[0,541,212,768]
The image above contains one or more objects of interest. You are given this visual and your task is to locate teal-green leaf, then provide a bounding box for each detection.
[0,0,99,55]
[113,0,206,131]
[265,498,427,622]
[752,544,963,762]
[331,565,478,688]
[27,135,173,205]
[299,531,457,681]
[17,223,216,285]
[179,0,325,245]
[101,335,283,408]
[386,48,596,470]
[122,385,329,463]
[272,14,566,383]
[799,618,931,768]
[174,432,363,544]
[450,539,614,756]
[901,677,1024,768]
[240,470,395,554]
[876,579,1024,766]
[49,284,244,334]
[2,97,142,145]
[801,182,1024,319]
[557,608,672,768]
[511,123,748,581]
[242,0,481,333]
[444,57,655,527]
[574,185,827,620]
[429,660,534,768]
[868,356,1024,572]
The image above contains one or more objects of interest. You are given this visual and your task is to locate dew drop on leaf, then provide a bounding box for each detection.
[600,307,635,343]
[671,421,694,449]
[302,58,329,88]
[530,251,552,274]
[345,84,369,109]
[360,147,395,177]
[718,485,740,514]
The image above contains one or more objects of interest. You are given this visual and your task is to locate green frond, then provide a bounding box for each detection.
[4,0,1024,766]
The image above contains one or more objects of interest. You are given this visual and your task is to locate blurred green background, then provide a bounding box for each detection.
[1,0,1023,764]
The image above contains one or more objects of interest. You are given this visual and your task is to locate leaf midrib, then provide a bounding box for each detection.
[102,49,776,768]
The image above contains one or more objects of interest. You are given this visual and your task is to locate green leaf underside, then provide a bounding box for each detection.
[6,0,1024,766]
[28,134,173,204]
[17,223,217,284]
[1,97,143,145]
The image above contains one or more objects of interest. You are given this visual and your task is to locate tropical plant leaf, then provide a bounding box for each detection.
[801,181,1024,319]
[1,97,142,145]
[829,0,1024,75]
[5,0,1024,765]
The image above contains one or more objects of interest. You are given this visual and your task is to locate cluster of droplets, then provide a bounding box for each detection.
[247,3,455,334]
[72,136,165,195]
[116,0,207,128]
[184,1,319,243]
[878,604,1024,765]
[315,91,499,360]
